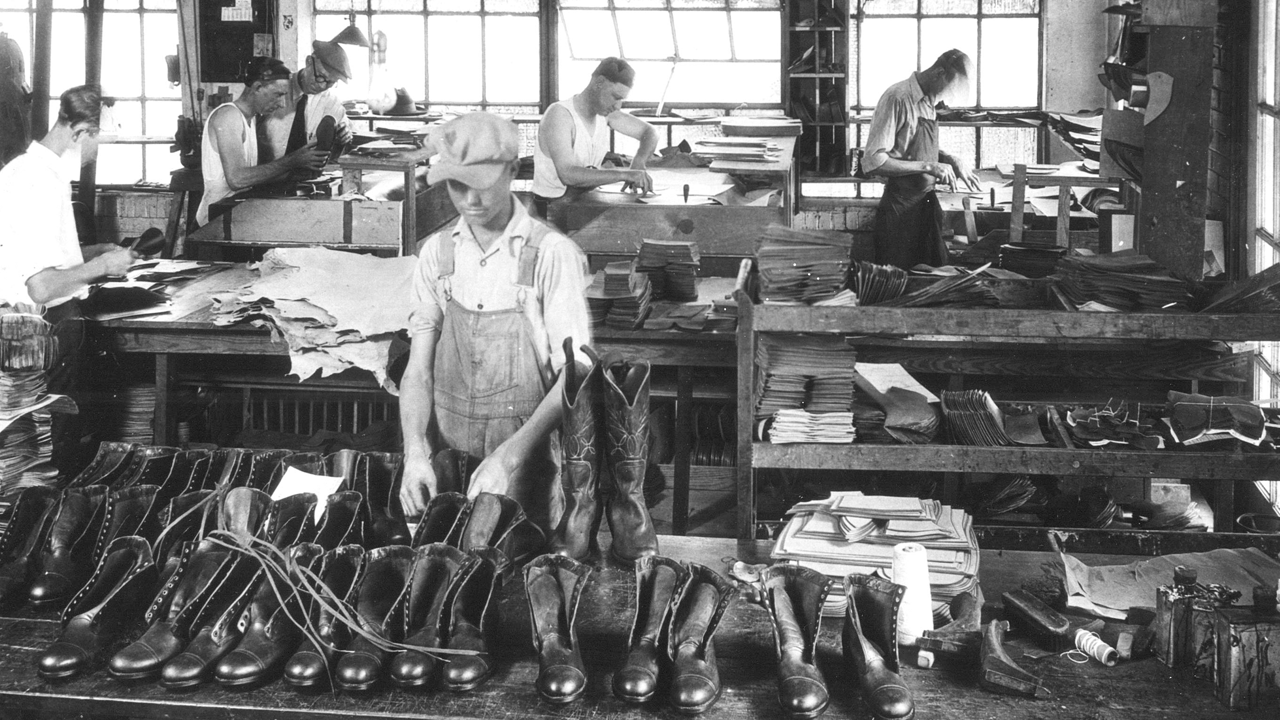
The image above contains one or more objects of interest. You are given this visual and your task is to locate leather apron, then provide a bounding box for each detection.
[431,226,558,533]
[873,116,947,269]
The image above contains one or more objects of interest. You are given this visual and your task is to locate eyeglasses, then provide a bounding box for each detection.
[311,58,336,87]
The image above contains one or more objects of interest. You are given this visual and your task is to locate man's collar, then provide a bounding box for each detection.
[908,73,929,104]
[449,194,534,250]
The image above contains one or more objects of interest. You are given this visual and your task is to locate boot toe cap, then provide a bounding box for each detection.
[160,652,210,688]
[388,651,437,688]
[335,652,382,691]
[37,642,90,680]
[216,649,269,686]
[284,649,327,687]
[867,684,914,720]
[671,674,720,714]
[109,642,166,680]
[443,653,493,691]
[779,676,830,718]
[538,664,586,703]
[613,665,659,702]
[28,573,73,606]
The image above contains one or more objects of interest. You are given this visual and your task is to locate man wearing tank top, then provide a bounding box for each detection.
[531,57,659,219]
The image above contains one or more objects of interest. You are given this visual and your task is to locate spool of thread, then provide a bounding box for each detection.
[1073,629,1118,667]
[892,542,933,646]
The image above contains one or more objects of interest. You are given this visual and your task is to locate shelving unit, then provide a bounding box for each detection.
[732,259,1280,544]
[783,0,850,177]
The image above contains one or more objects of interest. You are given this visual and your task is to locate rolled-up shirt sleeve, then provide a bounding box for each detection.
[862,92,906,175]
[536,237,592,372]
[408,233,445,337]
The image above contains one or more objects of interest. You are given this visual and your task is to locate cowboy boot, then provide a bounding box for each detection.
[410,492,468,547]
[357,451,411,547]
[603,358,658,565]
[108,537,233,681]
[524,553,593,704]
[454,492,545,567]
[614,555,688,703]
[432,448,474,495]
[215,543,326,687]
[112,446,180,489]
[64,441,136,487]
[28,485,108,608]
[549,340,604,561]
[0,485,60,608]
[334,544,416,692]
[37,536,158,680]
[387,543,472,689]
[763,565,831,719]
[284,544,367,688]
[442,546,505,692]
[843,574,913,720]
[312,490,365,550]
[668,562,735,715]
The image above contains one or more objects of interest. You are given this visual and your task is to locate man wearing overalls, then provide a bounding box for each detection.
[399,112,591,536]
[863,48,981,269]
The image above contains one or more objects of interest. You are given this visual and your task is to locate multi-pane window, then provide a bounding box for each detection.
[1253,0,1280,511]
[851,0,1041,174]
[313,0,542,113]
[2,1,181,183]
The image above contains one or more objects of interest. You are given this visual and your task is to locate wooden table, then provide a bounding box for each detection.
[0,536,1263,719]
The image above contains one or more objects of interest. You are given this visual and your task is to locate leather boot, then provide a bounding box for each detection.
[602,358,658,565]
[108,537,232,681]
[524,553,592,704]
[97,485,163,553]
[273,450,360,489]
[410,492,468,547]
[112,446,179,489]
[152,490,217,569]
[614,555,687,703]
[334,544,416,692]
[221,448,292,490]
[432,448,475,495]
[842,574,913,720]
[65,441,137,488]
[0,485,60,608]
[357,451,411,547]
[387,543,472,689]
[156,450,214,503]
[260,492,319,548]
[763,565,830,719]
[668,562,734,715]
[454,492,545,567]
[37,536,158,680]
[284,544,367,689]
[215,543,326,687]
[313,490,365,550]
[549,341,604,561]
[29,485,109,608]
[442,546,505,692]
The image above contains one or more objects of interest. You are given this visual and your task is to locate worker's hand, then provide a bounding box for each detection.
[924,160,957,188]
[948,155,982,192]
[468,446,517,499]
[620,168,654,195]
[93,245,137,277]
[335,123,353,147]
[399,454,438,519]
[284,142,329,172]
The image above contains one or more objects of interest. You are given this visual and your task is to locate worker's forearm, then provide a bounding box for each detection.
[399,353,438,465]
[556,164,638,190]
[226,158,292,190]
[25,260,106,305]
[630,129,660,169]
[868,156,934,178]
[494,372,565,463]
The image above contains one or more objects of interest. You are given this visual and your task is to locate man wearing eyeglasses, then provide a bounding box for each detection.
[258,41,353,163]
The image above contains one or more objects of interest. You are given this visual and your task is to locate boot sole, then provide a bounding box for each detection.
[283,675,328,689]
[783,702,831,720]
[538,685,586,705]
[672,690,721,715]
[444,671,493,693]
[108,667,163,682]
[335,680,378,693]
[36,666,83,681]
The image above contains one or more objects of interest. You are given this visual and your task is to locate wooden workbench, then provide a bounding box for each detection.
[0,536,1263,719]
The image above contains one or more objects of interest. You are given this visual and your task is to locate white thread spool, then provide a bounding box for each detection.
[892,542,933,647]
[1073,629,1118,667]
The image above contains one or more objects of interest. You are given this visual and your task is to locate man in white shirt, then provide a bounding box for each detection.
[0,84,134,308]
[258,41,353,163]
[532,57,660,217]
[399,112,591,535]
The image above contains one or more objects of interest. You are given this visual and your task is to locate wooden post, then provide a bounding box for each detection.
[30,0,51,137]
[1011,163,1026,245]
[77,0,104,214]
[735,259,756,541]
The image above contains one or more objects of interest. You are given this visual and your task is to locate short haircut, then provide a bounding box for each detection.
[592,57,636,88]
[929,49,972,80]
[240,56,292,87]
[57,84,102,130]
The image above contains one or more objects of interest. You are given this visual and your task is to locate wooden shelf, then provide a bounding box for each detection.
[788,72,846,79]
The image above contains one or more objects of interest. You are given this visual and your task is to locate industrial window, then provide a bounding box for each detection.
[850,0,1042,175]
[1,0,181,184]
[1252,0,1280,512]
[313,0,542,114]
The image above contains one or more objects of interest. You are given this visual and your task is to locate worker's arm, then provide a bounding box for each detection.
[25,245,135,305]
[467,370,566,498]
[540,104,652,193]
[209,107,326,191]
[938,149,980,191]
[861,92,954,184]
[608,110,659,169]
[398,328,440,517]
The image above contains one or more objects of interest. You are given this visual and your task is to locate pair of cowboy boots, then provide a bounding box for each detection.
[411,489,544,569]
[612,557,735,715]
[844,574,914,720]
[549,340,658,565]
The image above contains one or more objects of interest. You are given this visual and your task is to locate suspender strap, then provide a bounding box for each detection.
[516,220,549,288]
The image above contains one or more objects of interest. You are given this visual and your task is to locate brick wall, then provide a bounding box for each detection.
[94,191,172,245]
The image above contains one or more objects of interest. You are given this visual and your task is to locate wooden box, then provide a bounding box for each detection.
[188,197,404,249]
[1155,587,1220,677]
[1213,607,1280,710]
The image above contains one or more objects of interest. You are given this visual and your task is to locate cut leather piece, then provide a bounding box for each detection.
[550,341,604,562]
[980,619,1049,699]
[388,543,473,689]
[667,562,735,715]
[38,536,158,681]
[284,544,367,689]
[0,485,60,609]
[615,555,688,703]
[524,553,593,704]
[763,564,830,719]
[843,574,913,720]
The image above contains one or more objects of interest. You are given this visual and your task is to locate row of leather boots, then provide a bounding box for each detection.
[549,341,659,565]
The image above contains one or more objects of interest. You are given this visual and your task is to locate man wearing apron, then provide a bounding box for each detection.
[531,57,659,218]
[399,113,591,535]
[863,49,980,269]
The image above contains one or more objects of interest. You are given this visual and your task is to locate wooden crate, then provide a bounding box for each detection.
[1214,607,1280,710]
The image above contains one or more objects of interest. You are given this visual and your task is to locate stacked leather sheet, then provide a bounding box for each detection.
[877,264,998,308]
[636,239,700,301]
[1066,401,1165,450]
[753,335,857,424]
[849,261,908,305]
[1202,261,1280,313]
[585,261,652,330]
[755,225,852,304]
[1052,253,1192,312]
[941,390,1052,447]
[772,491,979,617]
[0,309,74,495]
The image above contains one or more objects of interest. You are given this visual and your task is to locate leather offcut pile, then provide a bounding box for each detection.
[754,225,853,304]
[849,260,908,306]
[208,248,417,391]
[636,238,700,302]
[585,260,652,329]
[1052,253,1193,312]
[941,390,1048,447]
[877,263,999,308]
[0,308,75,495]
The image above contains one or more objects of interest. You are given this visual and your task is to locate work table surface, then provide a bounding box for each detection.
[0,536,1264,719]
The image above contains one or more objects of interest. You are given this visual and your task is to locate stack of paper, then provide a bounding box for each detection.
[754,335,858,423]
[755,225,853,304]
[636,239,701,301]
[773,491,980,616]
[941,390,1013,447]
[0,309,72,495]
[767,409,856,444]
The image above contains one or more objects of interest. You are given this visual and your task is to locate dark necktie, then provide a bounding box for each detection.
[285,93,309,156]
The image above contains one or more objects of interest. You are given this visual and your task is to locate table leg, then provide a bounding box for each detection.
[1212,481,1235,533]
[154,353,174,446]
[403,167,416,256]
[672,367,694,536]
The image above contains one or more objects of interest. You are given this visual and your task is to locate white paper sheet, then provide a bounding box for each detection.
[271,466,344,523]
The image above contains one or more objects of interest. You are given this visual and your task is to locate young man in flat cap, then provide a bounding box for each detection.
[399,112,591,535]
[532,56,660,217]
[258,41,353,162]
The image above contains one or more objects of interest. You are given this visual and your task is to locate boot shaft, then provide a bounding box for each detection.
[603,360,652,462]
[628,555,687,646]
[114,446,179,490]
[843,574,905,673]
[411,492,468,547]
[667,562,734,661]
[449,546,505,638]
[66,441,137,488]
[45,485,109,557]
[763,564,829,660]
[356,452,411,547]
[313,490,365,550]
[96,485,161,560]
[352,544,416,637]
[523,553,592,651]
[62,535,156,627]
[431,448,474,495]
[0,485,59,563]
[397,543,470,641]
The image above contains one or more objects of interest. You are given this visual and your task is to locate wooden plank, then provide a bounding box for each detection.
[1010,163,1026,244]
[751,442,1280,481]
[851,346,1249,382]
[736,269,757,541]
[750,305,1280,341]
[551,198,781,256]
[672,367,694,536]
[975,525,1280,556]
